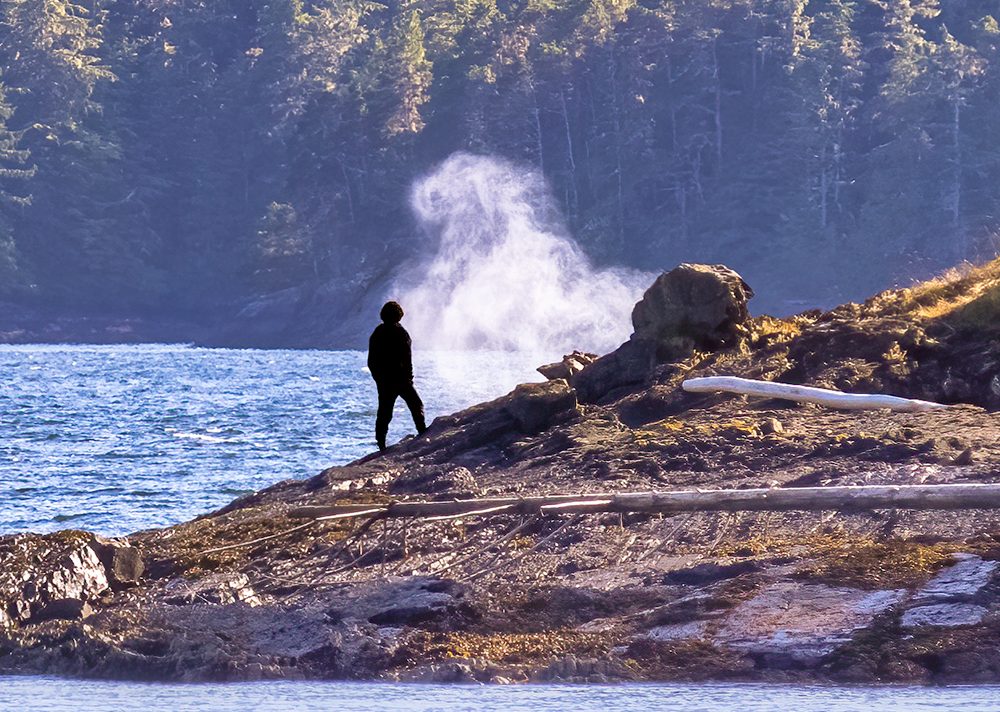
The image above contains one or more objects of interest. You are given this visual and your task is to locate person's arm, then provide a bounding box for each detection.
[367,330,380,381]
[402,329,413,381]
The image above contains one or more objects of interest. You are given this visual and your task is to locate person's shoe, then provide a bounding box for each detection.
[377,439,386,452]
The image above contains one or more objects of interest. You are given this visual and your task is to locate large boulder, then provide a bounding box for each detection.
[631,263,754,359]
[574,264,753,403]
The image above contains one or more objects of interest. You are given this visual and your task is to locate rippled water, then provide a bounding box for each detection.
[2,678,998,711]
[0,344,550,536]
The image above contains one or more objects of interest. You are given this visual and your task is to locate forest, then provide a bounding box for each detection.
[0,0,999,324]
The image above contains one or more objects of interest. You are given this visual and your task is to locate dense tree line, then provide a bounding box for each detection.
[0,0,998,313]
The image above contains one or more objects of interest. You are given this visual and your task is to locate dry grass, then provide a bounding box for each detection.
[750,314,808,345]
[717,533,959,589]
[638,417,762,441]
[406,629,613,664]
[898,258,1000,326]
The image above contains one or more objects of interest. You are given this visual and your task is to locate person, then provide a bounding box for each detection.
[368,300,427,451]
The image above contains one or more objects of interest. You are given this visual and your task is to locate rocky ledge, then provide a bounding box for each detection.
[2,261,1000,684]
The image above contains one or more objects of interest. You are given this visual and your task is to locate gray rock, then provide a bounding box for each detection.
[389,466,479,498]
[538,351,598,381]
[351,577,460,626]
[574,264,753,403]
[664,560,759,586]
[710,582,905,665]
[901,603,989,628]
[407,378,579,458]
[367,589,454,625]
[631,263,754,359]
[503,380,579,434]
[32,597,94,622]
[47,545,109,603]
[572,339,658,404]
[645,620,710,642]
[896,555,998,629]
[761,418,784,435]
[911,555,997,603]
[396,659,483,683]
[89,536,144,589]
[164,573,261,606]
[0,534,113,629]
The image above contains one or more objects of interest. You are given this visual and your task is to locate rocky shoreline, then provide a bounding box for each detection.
[2,262,1000,684]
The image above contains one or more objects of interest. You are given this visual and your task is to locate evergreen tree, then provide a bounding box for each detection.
[0,73,34,292]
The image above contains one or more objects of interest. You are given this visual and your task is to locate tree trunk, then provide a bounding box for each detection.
[560,87,578,220]
[712,34,723,165]
[289,483,1000,521]
[682,376,949,412]
[951,97,965,259]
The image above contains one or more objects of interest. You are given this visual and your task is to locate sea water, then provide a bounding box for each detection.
[2,677,998,711]
[0,344,551,535]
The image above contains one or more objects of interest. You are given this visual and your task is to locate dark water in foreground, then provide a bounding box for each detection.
[0,344,550,535]
[3,678,1000,712]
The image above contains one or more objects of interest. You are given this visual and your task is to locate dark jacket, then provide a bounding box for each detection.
[367,322,413,383]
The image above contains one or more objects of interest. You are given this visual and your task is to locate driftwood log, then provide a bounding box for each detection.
[288,483,1000,522]
[681,375,949,412]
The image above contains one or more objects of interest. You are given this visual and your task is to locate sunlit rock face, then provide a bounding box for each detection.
[396,152,651,355]
[631,263,755,358]
[572,262,755,403]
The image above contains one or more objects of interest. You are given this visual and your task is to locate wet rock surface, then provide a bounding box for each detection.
[3,261,1000,683]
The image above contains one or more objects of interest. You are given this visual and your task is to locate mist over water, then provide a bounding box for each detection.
[396,153,652,355]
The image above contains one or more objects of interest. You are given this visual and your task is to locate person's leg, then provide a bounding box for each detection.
[375,382,397,451]
[398,381,427,434]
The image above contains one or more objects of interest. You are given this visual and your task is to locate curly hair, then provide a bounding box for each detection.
[379,300,404,323]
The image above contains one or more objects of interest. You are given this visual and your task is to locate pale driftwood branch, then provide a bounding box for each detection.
[198,520,316,555]
[461,515,584,583]
[289,484,1000,523]
[681,375,949,411]
[424,504,517,522]
[316,507,387,522]
[540,499,612,512]
[423,515,538,577]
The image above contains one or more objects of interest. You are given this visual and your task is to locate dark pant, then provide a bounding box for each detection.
[375,379,426,448]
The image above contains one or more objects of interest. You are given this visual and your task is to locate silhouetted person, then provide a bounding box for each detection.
[368,301,427,451]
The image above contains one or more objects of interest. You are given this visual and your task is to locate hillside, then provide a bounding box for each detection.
[2,1,1000,341]
[2,261,1000,683]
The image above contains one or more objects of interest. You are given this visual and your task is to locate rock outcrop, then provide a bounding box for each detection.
[0,533,143,629]
[631,263,754,357]
[575,263,754,403]
[537,351,598,381]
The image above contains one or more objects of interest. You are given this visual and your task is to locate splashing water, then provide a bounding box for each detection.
[395,153,652,355]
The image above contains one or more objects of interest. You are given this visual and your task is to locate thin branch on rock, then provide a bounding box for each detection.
[424,516,539,578]
[197,520,316,556]
[462,514,584,583]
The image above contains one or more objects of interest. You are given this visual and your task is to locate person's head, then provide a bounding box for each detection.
[380,301,404,324]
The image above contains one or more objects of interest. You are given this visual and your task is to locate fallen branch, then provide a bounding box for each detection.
[290,483,1000,522]
[681,375,949,412]
[198,520,316,556]
[423,515,538,577]
[461,515,583,582]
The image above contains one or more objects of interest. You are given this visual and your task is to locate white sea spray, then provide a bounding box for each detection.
[395,153,652,355]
